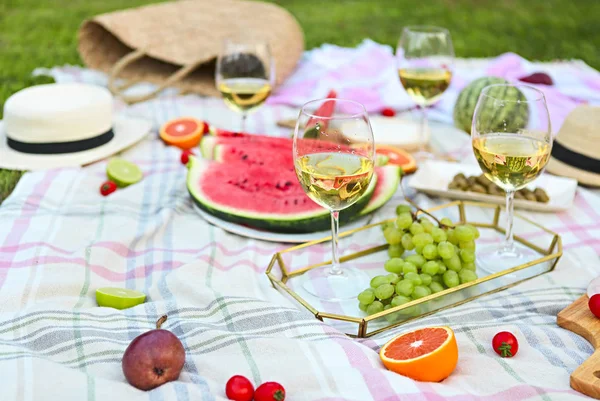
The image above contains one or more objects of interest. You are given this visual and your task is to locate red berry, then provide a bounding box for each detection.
[180,149,195,165]
[100,181,117,196]
[518,72,553,86]
[254,382,286,401]
[202,121,210,134]
[588,294,600,318]
[225,375,254,401]
[381,107,396,117]
[492,331,519,358]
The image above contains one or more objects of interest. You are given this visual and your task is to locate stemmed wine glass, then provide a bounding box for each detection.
[471,84,552,272]
[396,26,454,160]
[216,38,275,132]
[293,99,375,301]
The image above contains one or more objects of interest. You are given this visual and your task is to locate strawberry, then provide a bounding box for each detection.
[100,181,117,196]
[381,107,396,117]
[202,121,211,134]
[181,149,195,165]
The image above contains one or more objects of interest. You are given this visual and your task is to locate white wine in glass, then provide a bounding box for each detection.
[216,38,274,132]
[471,84,552,272]
[293,98,375,301]
[397,26,454,160]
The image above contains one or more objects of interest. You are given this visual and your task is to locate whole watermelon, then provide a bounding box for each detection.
[453,77,529,134]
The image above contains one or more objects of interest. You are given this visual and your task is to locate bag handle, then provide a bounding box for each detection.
[108,49,205,104]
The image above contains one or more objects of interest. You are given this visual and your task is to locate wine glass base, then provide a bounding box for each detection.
[301,265,370,302]
[477,244,537,275]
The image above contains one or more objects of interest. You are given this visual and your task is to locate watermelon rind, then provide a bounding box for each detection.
[359,165,401,216]
[200,136,217,160]
[186,156,378,233]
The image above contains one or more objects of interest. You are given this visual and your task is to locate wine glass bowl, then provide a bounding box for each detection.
[215,38,274,131]
[396,26,454,160]
[293,98,375,301]
[471,84,552,272]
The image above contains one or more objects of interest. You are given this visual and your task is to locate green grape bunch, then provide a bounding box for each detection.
[363,204,481,322]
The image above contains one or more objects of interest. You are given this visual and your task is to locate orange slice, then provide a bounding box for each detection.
[379,326,458,382]
[159,117,205,149]
[376,145,417,174]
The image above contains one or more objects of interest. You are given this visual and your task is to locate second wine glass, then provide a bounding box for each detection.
[396,26,454,160]
[216,38,275,132]
[471,84,552,272]
[293,98,375,301]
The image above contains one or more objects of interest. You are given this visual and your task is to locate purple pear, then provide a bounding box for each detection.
[122,315,185,391]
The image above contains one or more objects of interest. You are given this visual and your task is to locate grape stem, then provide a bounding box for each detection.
[401,176,451,229]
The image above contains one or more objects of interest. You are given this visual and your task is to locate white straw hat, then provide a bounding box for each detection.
[0,83,151,170]
[546,105,600,187]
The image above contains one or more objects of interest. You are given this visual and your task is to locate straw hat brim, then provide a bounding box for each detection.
[547,156,600,187]
[0,116,152,171]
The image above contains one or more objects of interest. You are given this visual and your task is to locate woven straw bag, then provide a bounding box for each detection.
[78,0,304,104]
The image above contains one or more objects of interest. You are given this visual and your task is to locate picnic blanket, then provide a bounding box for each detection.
[2,41,600,400]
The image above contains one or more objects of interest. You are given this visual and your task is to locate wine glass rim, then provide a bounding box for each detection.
[300,98,368,120]
[402,25,450,34]
[481,83,546,102]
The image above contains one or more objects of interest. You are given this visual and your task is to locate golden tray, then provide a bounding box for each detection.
[266,201,562,338]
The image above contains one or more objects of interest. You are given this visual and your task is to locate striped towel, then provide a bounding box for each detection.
[1,49,598,400]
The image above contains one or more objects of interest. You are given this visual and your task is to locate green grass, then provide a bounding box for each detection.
[0,0,598,202]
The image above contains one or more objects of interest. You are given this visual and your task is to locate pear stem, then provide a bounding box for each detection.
[156,315,168,329]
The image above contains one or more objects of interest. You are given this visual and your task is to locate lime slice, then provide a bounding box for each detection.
[96,287,146,310]
[106,158,143,187]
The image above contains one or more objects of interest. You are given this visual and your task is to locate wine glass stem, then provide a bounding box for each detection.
[329,210,342,276]
[504,190,516,252]
[418,105,428,154]
[241,113,248,133]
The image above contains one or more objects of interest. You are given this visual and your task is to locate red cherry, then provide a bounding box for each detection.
[225,375,254,401]
[381,107,396,117]
[589,294,600,318]
[492,331,519,358]
[254,382,285,401]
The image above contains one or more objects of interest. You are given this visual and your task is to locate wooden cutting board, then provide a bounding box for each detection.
[557,294,600,399]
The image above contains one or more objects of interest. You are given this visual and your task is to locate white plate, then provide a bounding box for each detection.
[368,116,467,150]
[193,204,373,243]
[407,160,578,212]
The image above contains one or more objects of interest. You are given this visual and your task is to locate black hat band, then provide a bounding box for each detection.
[551,140,600,174]
[7,129,114,155]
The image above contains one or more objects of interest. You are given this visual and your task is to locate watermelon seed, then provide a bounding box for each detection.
[241,154,248,160]
[285,181,292,186]
[294,199,298,205]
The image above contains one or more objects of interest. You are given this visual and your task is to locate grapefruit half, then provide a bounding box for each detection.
[379,326,458,382]
[160,117,205,149]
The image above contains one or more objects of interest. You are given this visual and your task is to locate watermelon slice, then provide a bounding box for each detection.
[186,156,376,233]
[305,89,337,138]
[359,165,401,216]
[200,135,353,161]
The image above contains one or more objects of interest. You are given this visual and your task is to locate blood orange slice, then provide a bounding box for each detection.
[376,145,417,174]
[160,117,205,149]
[379,326,458,382]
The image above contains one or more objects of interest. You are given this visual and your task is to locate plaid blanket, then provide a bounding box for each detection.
[2,55,600,400]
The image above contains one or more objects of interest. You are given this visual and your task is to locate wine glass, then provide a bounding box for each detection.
[215,38,275,132]
[471,84,552,272]
[293,99,375,301]
[396,26,454,160]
